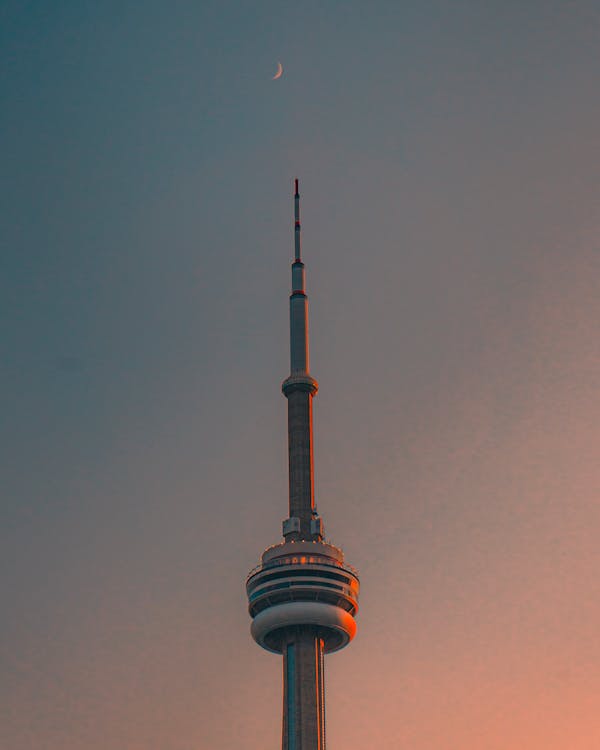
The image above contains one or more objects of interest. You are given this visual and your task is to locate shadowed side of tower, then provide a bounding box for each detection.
[246,181,359,750]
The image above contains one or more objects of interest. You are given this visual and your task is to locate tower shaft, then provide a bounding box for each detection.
[282,629,326,750]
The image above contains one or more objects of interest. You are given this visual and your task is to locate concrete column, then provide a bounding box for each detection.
[282,628,326,750]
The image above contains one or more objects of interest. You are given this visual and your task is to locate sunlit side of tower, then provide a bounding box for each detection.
[246,181,359,750]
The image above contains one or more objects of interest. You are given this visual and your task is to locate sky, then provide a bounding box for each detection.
[1,1,599,748]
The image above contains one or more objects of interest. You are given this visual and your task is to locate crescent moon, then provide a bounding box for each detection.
[272,62,283,80]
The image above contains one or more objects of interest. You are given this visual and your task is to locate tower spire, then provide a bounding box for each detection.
[294,178,301,261]
[283,178,320,540]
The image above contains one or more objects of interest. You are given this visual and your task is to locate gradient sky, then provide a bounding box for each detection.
[2,2,600,748]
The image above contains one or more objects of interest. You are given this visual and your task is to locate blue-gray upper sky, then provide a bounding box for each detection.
[2,2,599,748]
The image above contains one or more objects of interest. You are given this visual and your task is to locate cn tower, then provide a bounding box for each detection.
[246,180,359,750]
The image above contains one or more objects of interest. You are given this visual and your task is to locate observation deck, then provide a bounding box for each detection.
[246,540,359,654]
